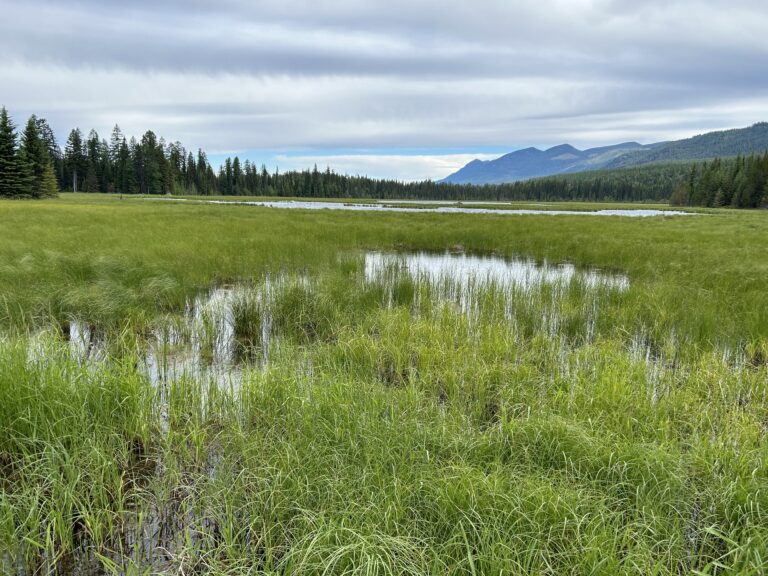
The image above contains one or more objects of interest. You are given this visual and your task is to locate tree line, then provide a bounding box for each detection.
[1,106,767,206]
[53,122,218,196]
[0,108,59,198]
[670,153,768,207]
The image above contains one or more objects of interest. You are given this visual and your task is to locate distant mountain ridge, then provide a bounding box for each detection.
[441,122,768,184]
[605,122,768,168]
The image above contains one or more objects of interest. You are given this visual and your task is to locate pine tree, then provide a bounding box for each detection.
[233,157,242,195]
[16,146,34,197]
[185,152,197,193]
[166,141,185,194]
[40,161,59,197]
[21,116,50,198]
[64,129,86,191]
[99,138,113,192]
[109,125,123,162]
[687,164,702,206]
[0,107,23,197]
[83,163,100,192]
[224,158,233,195]
[34,117,62,188]
[116,138,137,194]
[35,117,60,161]
[713,187,725,207]
[138,131,164,194]
[86,130,105,191]
[732,171,749,208]
[197,149,210,195]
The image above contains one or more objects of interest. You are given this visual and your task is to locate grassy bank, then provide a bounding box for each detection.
[1,194,767,574]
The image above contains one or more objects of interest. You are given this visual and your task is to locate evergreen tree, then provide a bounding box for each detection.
[40,160,59,197]
[223,158,233,195]
[196,149,210,195]
[713,187,726,207]
[34,117,62,188]
[21,116,50,198]
[746,158,765,208]
[686,165,697,206]
[64,129,87,191]
[185,152,197,193]
[732,171,749,208]
[109,125,123,162]
[669,184,689,206]
[137,131,164,194]
[166,141,185,194]
[233,157,243,195]
[35,117,60,162]
[0,107,22,197]
[99,137,113,192]
[116,138,137,194]
[83,163,100,192]
[84,129,109,191]
[15,146,34,197]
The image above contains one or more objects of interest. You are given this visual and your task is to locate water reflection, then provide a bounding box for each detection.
[147,197,693,218]
[365,251,629,292]
[49,251,628,386]
[63,287,260,388]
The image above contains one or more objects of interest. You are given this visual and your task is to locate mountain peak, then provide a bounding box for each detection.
[546,144,579,154]
[441,142,644,185]
[440,122,768,185]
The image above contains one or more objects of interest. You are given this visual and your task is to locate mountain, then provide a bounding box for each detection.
[605,122,768,168]
[442,142,653,184]
[441,122,768,184]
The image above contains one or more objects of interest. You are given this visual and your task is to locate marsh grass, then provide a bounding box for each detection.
[1,196,768,573]
[230,287,269,356]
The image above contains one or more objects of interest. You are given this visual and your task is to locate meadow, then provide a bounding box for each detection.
[1,193,767,575]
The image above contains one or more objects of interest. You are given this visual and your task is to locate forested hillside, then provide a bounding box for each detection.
[608,123,768,168]
[670,154,768,208]
[442,122,768,184]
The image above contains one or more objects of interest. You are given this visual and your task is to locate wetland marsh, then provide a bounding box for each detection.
[1,194,767,575]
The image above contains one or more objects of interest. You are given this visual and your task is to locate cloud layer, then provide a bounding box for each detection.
[1,0,767,179]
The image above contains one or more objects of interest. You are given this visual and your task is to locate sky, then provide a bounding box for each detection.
[2,0,768,181]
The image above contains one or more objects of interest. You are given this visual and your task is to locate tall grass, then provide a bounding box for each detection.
[1,195,767,573]
[0,193,766,345]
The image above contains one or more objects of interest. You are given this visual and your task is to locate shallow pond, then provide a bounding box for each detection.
[147,197,693,217]
[52,286,254,388]
[46,251,629,388]
[365,251,629,292]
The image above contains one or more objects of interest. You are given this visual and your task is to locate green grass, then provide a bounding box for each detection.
[1,193,765,344]
[1,193,768,574]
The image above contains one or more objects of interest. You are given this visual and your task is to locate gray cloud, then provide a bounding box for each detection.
[1,0,767,179]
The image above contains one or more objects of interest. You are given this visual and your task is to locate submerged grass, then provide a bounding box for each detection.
[1,194,767,574]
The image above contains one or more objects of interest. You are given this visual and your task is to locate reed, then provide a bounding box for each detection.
[0,194,767,574]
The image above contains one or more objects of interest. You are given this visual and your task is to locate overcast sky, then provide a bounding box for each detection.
[2,0,768,180]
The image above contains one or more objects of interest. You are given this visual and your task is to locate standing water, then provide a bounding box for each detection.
[48,252,627,385]
[364,251,629,291]
[146,197,695,217]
